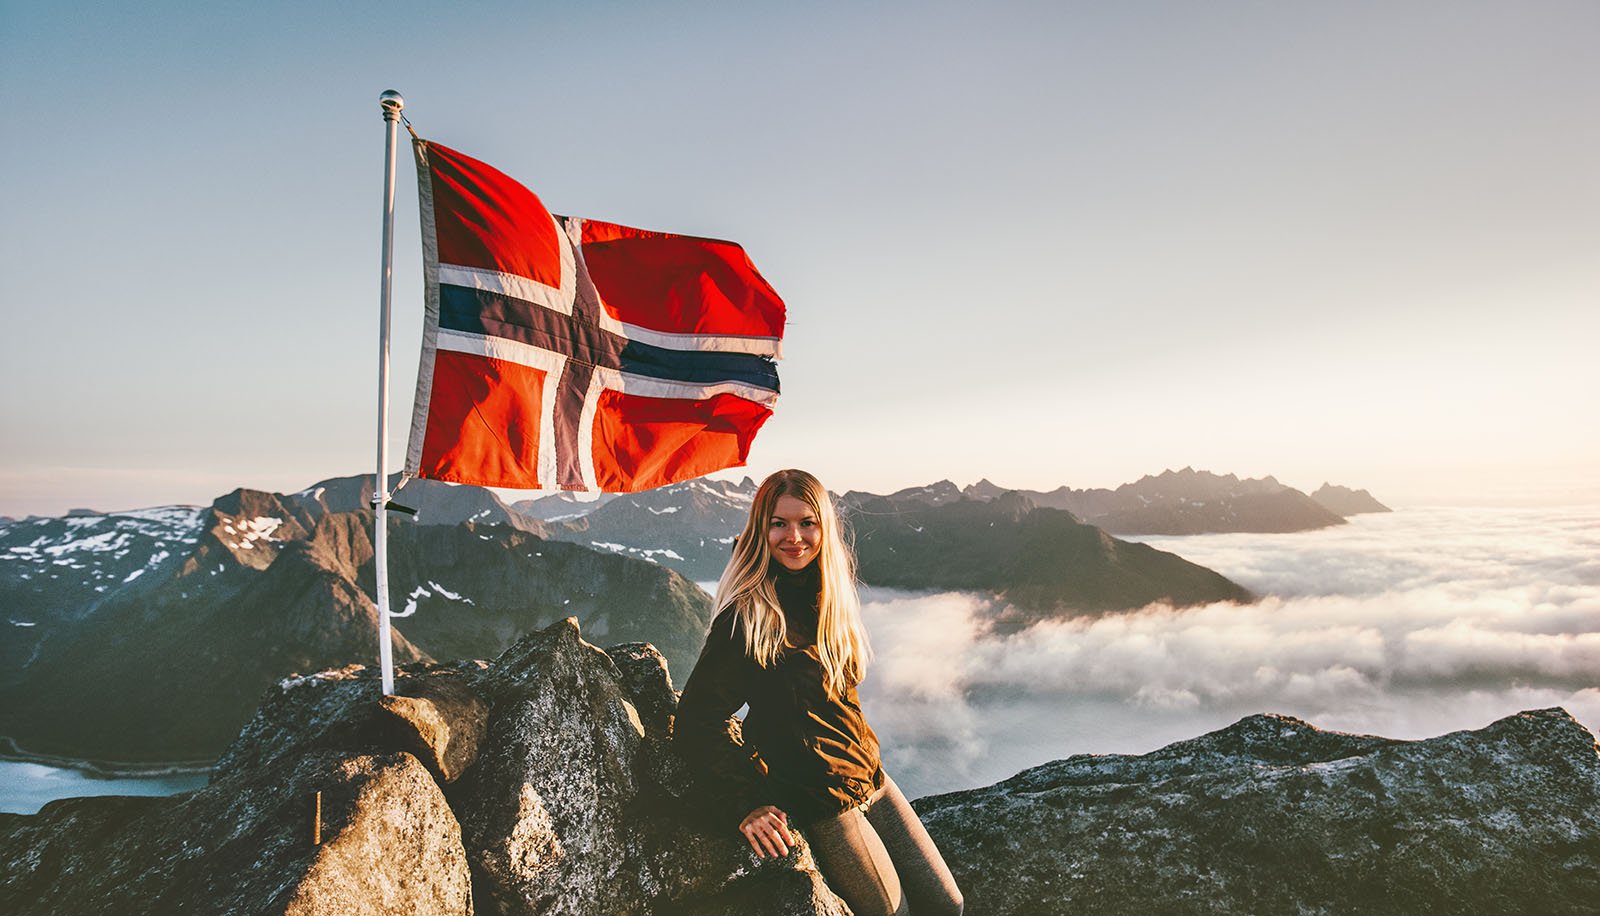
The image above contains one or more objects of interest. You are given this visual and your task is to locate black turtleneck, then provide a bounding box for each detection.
[771,559,820,647]
[673,559,884,828]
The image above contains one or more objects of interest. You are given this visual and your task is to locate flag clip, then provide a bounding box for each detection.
[370,491,419,517]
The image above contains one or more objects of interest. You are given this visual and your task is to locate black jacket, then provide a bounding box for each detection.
[673,561,883,828]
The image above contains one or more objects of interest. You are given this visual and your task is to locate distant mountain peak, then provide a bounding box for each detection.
[943,468,1367,535]
[1310,483,1391,516]
[886,480,964,506]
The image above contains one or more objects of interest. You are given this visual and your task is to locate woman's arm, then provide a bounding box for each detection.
[674,609,784,836]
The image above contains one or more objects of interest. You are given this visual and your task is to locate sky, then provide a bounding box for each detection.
[3,0,1597,517]
[860,506,1600,798]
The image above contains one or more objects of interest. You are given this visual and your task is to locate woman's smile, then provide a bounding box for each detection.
[768,495,821,571]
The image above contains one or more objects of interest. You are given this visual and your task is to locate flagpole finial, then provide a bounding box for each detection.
[380,89,404,120]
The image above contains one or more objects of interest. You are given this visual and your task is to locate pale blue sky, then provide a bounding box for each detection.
[3,0,1596,516]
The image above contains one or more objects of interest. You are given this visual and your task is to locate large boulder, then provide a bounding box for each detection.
[459,618,847,916]
[917,708,1600,915]
[453,619,648,915]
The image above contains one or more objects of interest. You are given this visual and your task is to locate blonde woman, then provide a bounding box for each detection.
[675,469,963,916]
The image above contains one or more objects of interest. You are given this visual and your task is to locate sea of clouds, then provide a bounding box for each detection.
[857,506,1600,800]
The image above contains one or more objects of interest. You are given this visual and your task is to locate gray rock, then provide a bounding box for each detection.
[454,619,648,915]
[456,619,847,915]
[917,708,1600,915]
[605,641,679,741]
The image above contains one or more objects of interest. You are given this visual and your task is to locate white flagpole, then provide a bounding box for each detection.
[373,89,404,696]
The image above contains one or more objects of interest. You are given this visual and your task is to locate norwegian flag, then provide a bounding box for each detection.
[404,140,784,492]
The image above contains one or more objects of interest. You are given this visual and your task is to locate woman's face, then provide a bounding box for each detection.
[767,494,821,571]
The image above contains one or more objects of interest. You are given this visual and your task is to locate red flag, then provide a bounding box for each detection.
[405,140,785,492]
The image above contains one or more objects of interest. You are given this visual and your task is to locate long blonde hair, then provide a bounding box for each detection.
[713,469,871,696]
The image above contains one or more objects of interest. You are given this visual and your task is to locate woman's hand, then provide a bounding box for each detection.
[739,805,792,858]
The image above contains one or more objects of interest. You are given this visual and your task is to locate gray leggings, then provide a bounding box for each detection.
[803,775,964,916]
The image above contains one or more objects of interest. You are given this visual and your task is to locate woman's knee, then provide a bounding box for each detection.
[857,890,909,916]
[825,877,906,916]
[932,890,964,916]
[835,865,910,916]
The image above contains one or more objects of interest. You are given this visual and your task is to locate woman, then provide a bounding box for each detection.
[674,469,964,916]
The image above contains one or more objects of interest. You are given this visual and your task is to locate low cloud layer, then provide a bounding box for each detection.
[857,507,1600,799]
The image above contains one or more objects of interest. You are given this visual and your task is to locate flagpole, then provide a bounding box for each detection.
[373,89,404,696]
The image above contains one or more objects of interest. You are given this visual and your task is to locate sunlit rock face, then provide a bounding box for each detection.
[916,708,1600,916]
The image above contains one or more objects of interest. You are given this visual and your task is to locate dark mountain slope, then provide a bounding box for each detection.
[843,492,1251,627]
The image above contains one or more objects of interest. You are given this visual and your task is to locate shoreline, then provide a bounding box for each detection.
[0,736,212,779]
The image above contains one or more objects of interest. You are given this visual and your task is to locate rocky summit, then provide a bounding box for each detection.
[0,619,847,916]
[917,708,1600,916]
[2,619,1596,915]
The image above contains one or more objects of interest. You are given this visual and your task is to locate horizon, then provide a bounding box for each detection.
[3,461,1596,521]
[3,1,1596,520]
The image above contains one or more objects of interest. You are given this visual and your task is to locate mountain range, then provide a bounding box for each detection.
[0,467,1382,764]
[955,466,1389,534]
[520,468,1385,595]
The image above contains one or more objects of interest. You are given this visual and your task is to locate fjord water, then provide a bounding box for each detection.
[0,760,208,815]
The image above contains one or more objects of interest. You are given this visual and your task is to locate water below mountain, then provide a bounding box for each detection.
[0,760,208,815]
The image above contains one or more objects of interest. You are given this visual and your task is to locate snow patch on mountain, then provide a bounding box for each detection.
[589,541,686,565]
[427,580,474,603]
[45,530,134,559]
[401,580,477,617]
[220,516,283,550]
